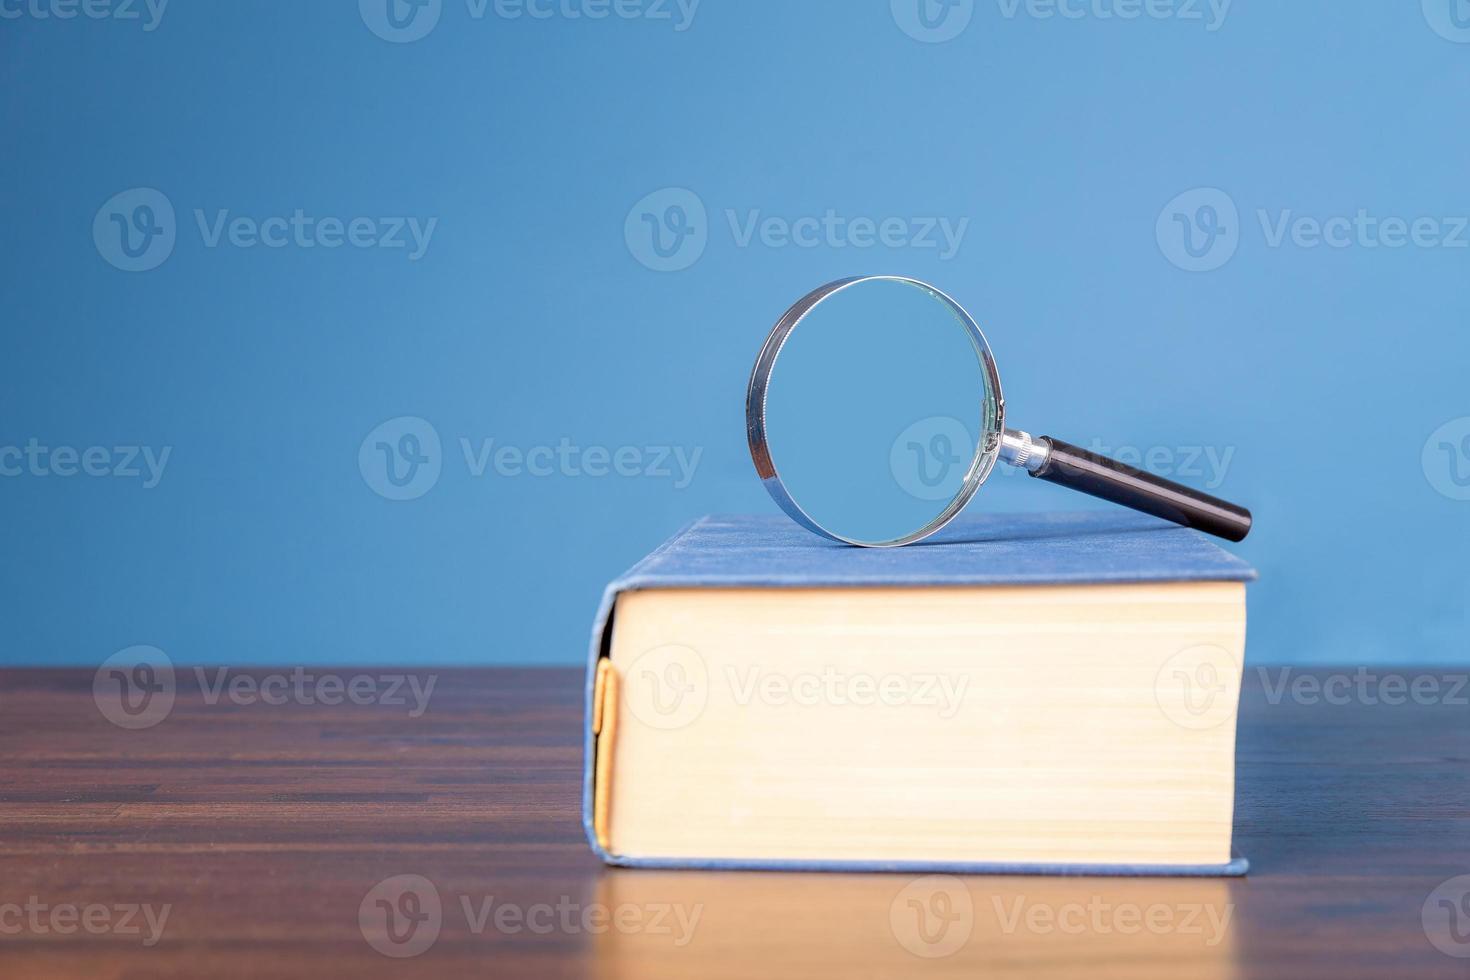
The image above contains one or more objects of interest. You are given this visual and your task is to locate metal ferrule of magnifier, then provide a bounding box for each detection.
[999,429,1049,474]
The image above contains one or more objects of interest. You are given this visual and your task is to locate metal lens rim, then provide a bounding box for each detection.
[744,275,1005,548]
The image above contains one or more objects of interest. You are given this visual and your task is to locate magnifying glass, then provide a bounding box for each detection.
[745,276,1252,547]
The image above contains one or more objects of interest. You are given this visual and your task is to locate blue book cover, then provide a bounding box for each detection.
[584,511,1255,877]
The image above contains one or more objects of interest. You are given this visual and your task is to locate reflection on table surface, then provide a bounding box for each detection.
[591,870,1239,980]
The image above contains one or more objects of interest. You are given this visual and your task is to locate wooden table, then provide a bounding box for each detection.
[2,666,1467,978]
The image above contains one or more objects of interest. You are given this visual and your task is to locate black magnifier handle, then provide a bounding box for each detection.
[1023,435,1252,542]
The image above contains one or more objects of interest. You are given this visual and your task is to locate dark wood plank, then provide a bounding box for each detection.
[0,666,1467,979]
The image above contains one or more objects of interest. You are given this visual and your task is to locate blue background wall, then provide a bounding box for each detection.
[3,0,1467,666]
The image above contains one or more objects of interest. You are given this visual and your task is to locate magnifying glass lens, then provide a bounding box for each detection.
[754,277,1253,545]
[762,278,999,545]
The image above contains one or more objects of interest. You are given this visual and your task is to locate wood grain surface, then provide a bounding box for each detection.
[1,665,1467,979]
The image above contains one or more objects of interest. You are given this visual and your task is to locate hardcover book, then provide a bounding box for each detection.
[583,511,1254,876]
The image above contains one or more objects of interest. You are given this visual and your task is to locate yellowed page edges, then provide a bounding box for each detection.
[593,659,619,853]
[593,657,610,735]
